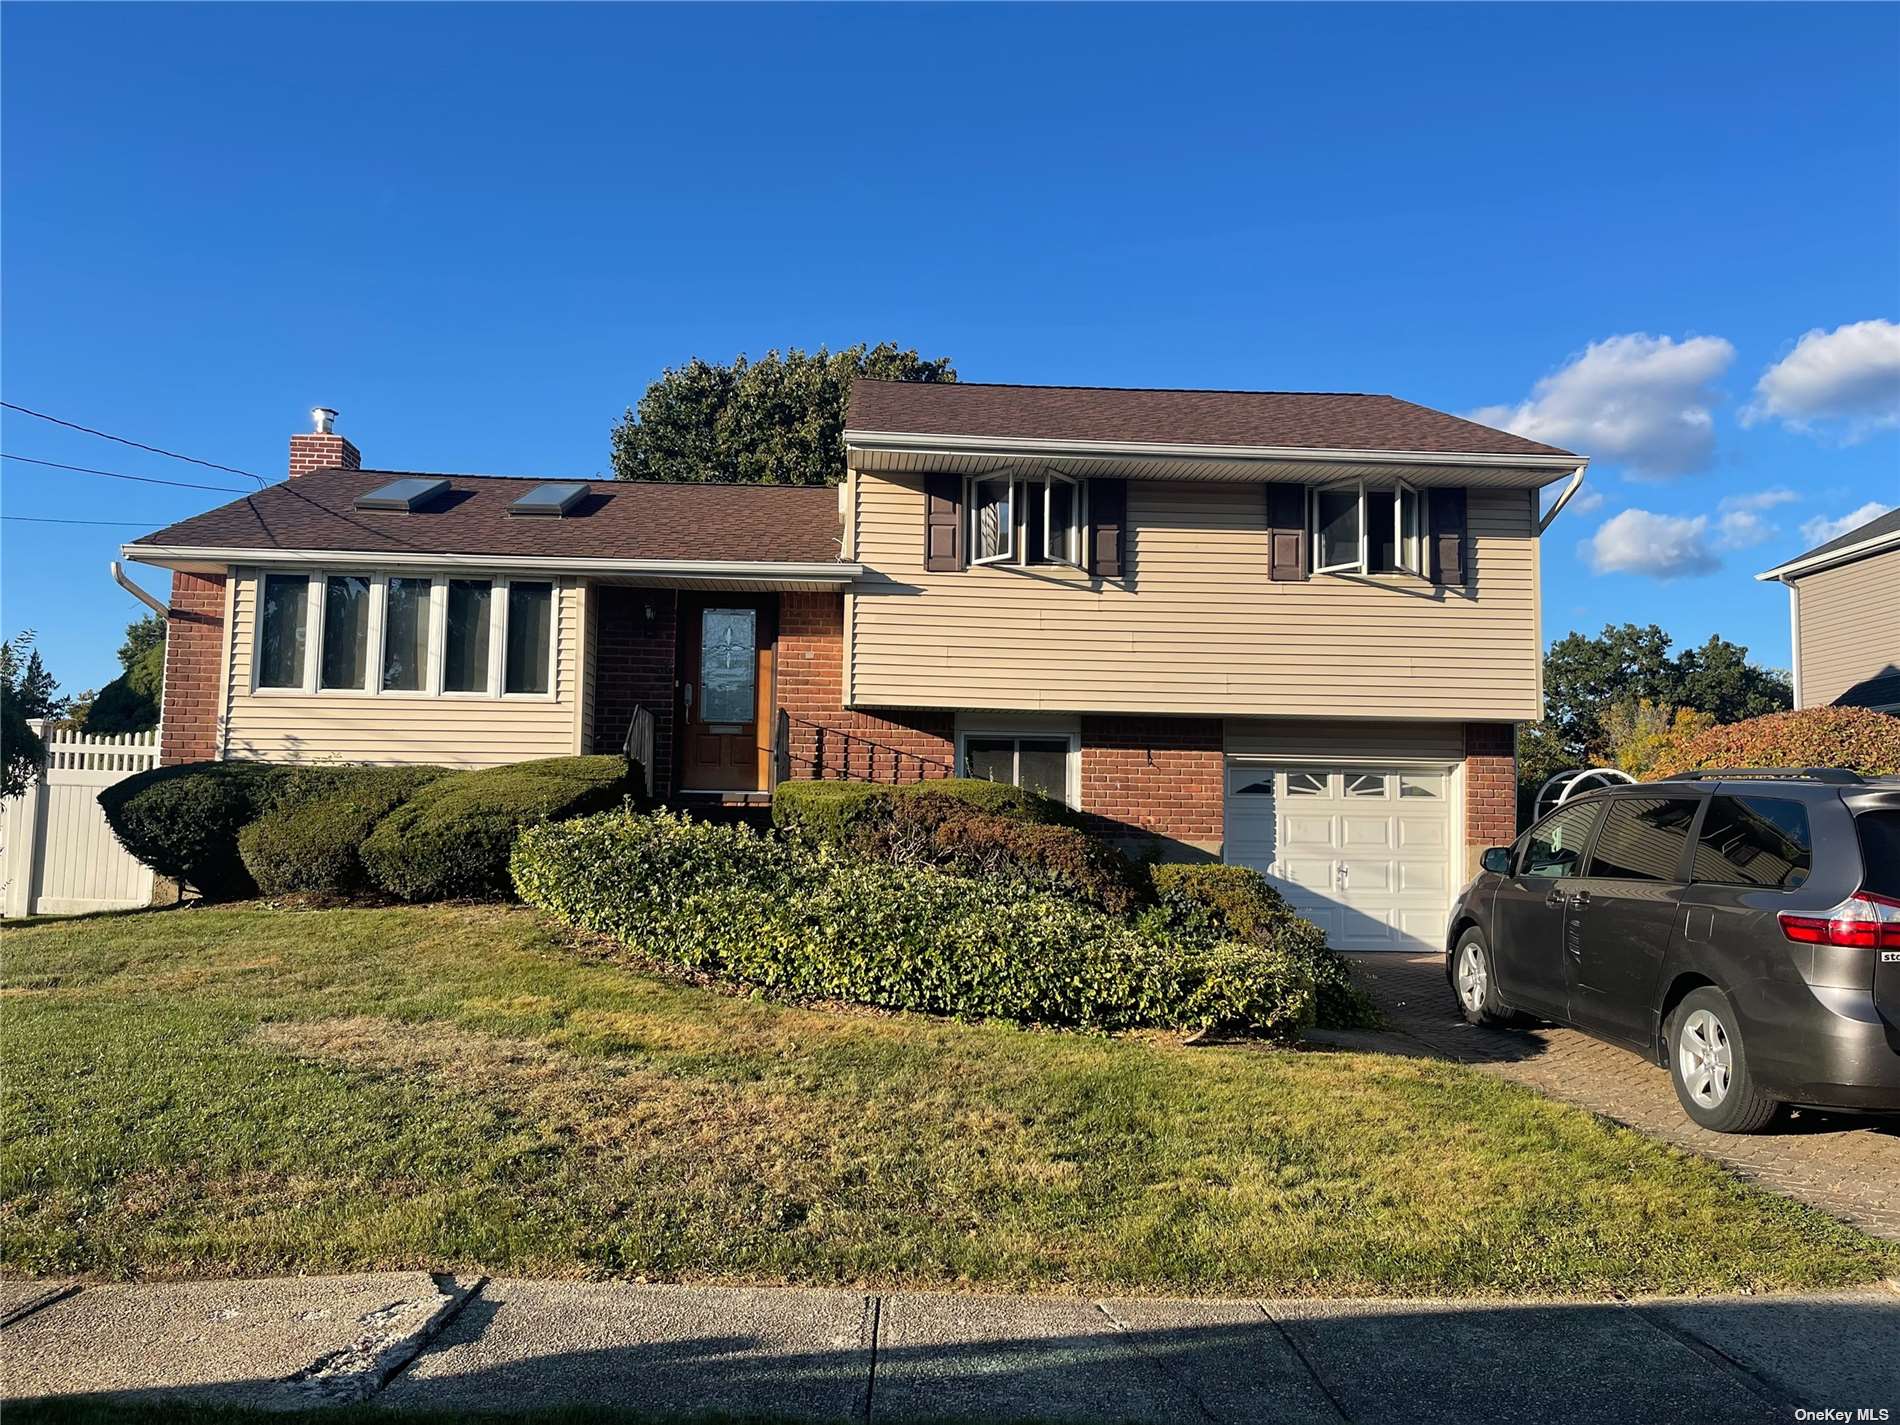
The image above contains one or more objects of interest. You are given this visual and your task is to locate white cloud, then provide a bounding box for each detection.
[1799,500,1895,547]
[1719,487,1797,512]
[1744,319,1900,440]
[1469,333,1736,478]
[1580,508,1721,579]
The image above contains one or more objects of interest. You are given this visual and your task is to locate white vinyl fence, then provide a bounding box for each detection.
[1,723,158,918]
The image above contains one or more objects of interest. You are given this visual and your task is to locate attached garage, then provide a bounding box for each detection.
[1223,721,1465,953]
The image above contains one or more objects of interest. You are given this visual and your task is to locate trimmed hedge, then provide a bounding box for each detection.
[361,755,633,902]
[1647,706,1900,780]
[772,776,1068,846]
[238,767,447,898]
[514,810,1316,1035]
[1147,863,1379,1030]
[864,793,1148,916]
[99,761,309,900]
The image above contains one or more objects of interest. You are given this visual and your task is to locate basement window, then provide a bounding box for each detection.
[959,730,1079,807]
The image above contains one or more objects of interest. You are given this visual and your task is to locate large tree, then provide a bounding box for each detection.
[84,614,167,736]
[610,343,956,486]
[0,632,66,722]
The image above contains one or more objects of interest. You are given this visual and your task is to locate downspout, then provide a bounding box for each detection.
[111,561,169,618]
[1536,464,1589,534]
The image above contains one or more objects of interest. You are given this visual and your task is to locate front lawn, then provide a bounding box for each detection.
[2,904,1892,1296]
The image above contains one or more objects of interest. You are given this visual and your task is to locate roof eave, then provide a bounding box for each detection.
[842,427,1583,474]
[121,544,862,588]
[1754,528,1900,583]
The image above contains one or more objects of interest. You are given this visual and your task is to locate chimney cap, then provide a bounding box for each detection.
[311,407,338,435]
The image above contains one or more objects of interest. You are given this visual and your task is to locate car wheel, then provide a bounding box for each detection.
[1452,928,1510,1026]
[1668,987,1781,1134]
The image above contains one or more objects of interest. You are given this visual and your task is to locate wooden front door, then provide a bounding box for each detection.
[678,596,775,792]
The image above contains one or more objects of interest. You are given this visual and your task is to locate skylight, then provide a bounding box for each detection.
[508,482,590,517]
[354,477,450,512]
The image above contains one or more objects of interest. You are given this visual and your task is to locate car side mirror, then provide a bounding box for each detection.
[1480,846,1513,875]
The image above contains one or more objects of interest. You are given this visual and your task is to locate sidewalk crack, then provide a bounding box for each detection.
[1252,1302,1355,1425]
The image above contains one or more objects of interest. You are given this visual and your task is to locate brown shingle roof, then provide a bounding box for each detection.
[131,468,846,564]
[846,380,1575,459]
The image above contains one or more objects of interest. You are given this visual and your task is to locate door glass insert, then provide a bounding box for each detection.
[1344,771,1388,799]
[1399,773,1443,799]
[1286,770,1328,797]
[698,608,757,723]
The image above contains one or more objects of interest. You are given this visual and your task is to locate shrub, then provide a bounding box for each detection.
[1647,706,1900,780]
[865,794,1148,916]
[99,760,302,899]
[772,776,1068,846]
[361,755,633,902]
[513,810,1315,1035]
[238,766,447,898]
[1147,863,1378,1030]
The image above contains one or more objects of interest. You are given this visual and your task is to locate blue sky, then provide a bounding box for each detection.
[4,2,1896,696]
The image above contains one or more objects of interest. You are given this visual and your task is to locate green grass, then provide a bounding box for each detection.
[2,904,1893,1296]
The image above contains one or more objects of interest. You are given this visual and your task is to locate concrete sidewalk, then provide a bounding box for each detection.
[4,1274,1898,1422]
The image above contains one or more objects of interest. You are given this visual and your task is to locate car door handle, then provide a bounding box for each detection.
[1572,891,1591,910]
[1544,889,1568,909]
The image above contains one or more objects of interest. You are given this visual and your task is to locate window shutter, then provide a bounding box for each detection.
[1428,487,1468,587]
[924,473,962,572]
[1088,478,1126,579]
[1264,483,1307,581]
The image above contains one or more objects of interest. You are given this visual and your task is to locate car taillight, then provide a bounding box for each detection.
[1779,891,1900,949]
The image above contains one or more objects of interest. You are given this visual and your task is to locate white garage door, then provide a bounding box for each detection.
[1224,761,1453,953]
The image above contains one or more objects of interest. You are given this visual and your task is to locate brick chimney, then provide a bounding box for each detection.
[288,406,362,478]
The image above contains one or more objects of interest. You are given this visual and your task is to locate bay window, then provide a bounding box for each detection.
[251,570,558,699]
[1312,481,1422,576]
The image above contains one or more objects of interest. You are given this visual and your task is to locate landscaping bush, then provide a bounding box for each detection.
[772,776,1069,846]
[514,810,1316,1035]
[99,760,303,899]
[1147,863,1379,1030]
[1647,706,1900,780]
[865,793,1148,916]
[238,766,447,898]
[361,755,633,902]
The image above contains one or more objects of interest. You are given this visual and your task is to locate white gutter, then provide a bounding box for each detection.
[111,560,170,617]
[844,426,1585,474]
[120,544,863,585]
[1755,526,1900,583]
[1536,464,1590,533]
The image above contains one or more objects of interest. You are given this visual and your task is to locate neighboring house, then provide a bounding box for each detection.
[125,385,1588,952]
[1756,506,1900,715]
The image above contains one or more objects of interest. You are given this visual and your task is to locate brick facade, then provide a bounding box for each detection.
[590,586,679,799]
[158,571,227,766]
[288,431,361,478]
[1078,715,1225,857]
[777,592,953,782]
[1463,720,1518,861]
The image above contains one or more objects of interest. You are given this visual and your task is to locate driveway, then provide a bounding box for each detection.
[1345,953,1900,1240]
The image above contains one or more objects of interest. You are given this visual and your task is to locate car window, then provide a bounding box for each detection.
[1519,802,1600,880]
[1584,796,1699,882]
[1692,795,1812,890]
[1856,811,1900,898]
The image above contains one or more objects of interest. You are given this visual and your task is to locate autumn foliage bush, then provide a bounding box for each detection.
[1647,706,1900,780]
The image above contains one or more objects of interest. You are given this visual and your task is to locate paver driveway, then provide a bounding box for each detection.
[1343,953,1900,1240]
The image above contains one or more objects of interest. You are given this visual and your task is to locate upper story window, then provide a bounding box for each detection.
[253,571,557,699]
[968,472,1084,569]
[1313,481,1421,576]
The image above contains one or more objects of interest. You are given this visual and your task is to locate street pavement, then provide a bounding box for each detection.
[4,1273,1897,1422]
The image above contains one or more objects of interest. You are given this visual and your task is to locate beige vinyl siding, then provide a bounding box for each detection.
[223,572,584,767]
[1793,547,1900,709]
[849,474,1541,720]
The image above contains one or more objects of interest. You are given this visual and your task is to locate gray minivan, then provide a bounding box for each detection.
[1445,768,1900,1133]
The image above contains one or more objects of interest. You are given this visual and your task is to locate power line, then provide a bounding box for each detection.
[1,452,250,494]
[2,515,151,527]
[0,401,267,486]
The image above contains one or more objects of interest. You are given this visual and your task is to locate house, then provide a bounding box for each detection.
[1755,505,1900,715]
[124,384,1589,952]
